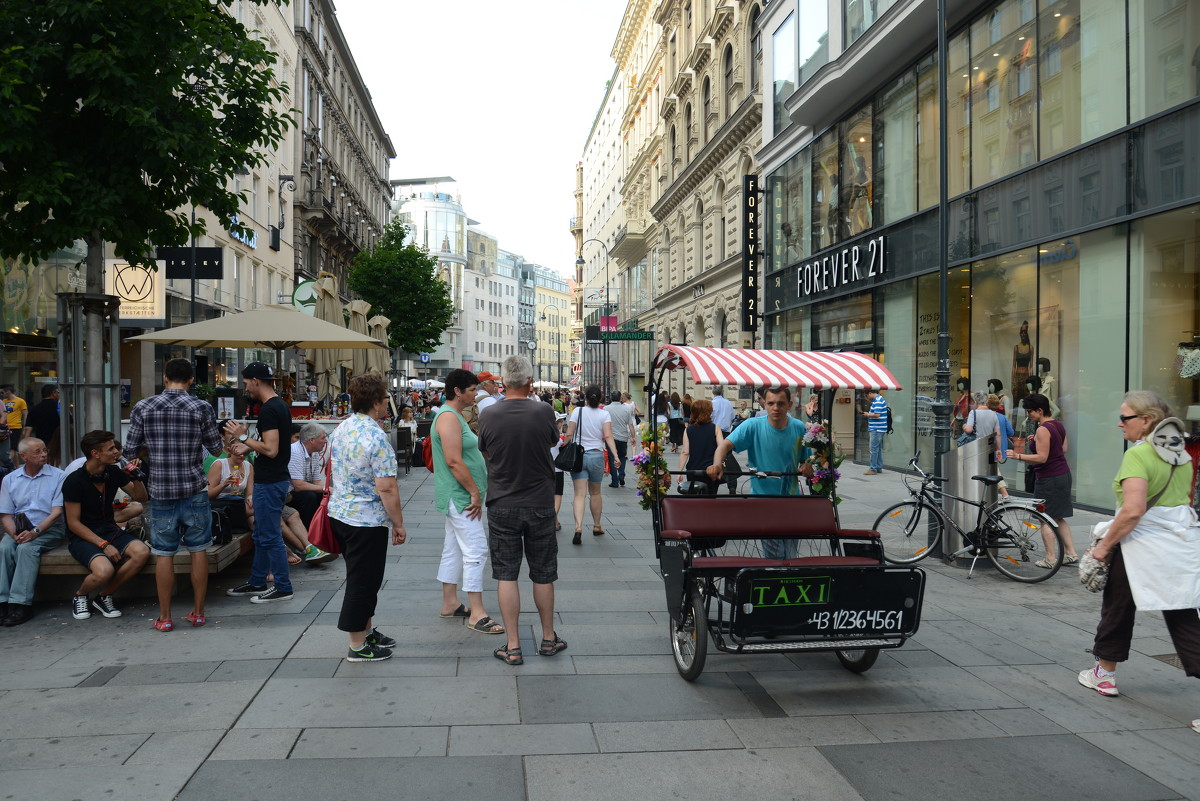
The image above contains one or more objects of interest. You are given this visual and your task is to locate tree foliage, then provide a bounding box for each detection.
[348,220,456,355]
[0,0,293,270]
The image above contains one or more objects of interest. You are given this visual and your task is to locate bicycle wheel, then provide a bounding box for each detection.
[835,647,880,673]
[670,586,709,681]
[986,506,1063,582]
[874,501,942,564]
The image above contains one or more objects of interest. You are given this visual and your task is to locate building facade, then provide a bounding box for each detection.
[533,270,573,387]
[758,0,1200,507]
[465,228,518,377]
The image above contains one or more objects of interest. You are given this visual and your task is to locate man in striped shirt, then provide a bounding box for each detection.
[862,390,888,475]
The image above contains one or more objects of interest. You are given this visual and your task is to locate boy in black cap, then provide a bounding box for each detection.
[222,362,294,603]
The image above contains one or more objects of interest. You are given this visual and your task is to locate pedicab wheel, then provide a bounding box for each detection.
[835,647,880,673]
[671,587,708,681]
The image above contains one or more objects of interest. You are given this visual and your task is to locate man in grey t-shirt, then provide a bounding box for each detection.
[605,392,637,488]
[476,356,564,666]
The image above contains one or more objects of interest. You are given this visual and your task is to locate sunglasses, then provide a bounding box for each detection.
[1118,414,1140,423]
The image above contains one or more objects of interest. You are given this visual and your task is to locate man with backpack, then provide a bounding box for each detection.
[862,389,889,475]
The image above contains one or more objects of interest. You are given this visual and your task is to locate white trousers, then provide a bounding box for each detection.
[437,499,489,592]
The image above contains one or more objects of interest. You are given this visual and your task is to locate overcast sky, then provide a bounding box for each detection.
[334,0,629,277]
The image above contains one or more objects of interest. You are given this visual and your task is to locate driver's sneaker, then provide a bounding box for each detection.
[346,642,392,662]
[91,595,122,618]
[71,594,91,620]
[1078,665,1118,696]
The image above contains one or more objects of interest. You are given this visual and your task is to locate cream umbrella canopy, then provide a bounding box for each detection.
[366,314,391,376]
[310,277,344,400]
[345,299,372,377]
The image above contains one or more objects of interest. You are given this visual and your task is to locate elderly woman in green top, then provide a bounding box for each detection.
[433,369,503,634]
[1078,391,1200,721]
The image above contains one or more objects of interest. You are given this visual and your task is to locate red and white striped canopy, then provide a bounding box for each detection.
[652,345,902,391]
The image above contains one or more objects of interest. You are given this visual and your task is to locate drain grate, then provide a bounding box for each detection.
[1149,653,1184,670]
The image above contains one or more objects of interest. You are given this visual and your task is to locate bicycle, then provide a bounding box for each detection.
[872,452,1064,582]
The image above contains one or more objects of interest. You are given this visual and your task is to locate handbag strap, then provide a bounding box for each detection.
[322,451,332,493]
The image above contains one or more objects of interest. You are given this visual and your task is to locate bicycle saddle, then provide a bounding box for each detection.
[971,475,1005,486]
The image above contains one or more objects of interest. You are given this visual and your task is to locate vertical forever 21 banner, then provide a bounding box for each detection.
[741,174,760,332]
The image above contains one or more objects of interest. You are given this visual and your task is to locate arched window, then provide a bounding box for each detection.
[723,44,735,115]
[713,180,726,260]
[684,104,693,160]
[702,78,712,141]
[750,5,762,91]
[669,125,678,177]
[693,200,705,276]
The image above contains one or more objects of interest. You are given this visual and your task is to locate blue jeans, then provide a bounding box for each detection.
[610,439,628,486]
[869,430,885,472]
[0,520,66,605]
[148,490,212,556]
[250,480,292,593]
[761,538,799,560]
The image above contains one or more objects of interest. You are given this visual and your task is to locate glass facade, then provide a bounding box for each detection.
[772,13,796,133]
[845,0,900,47]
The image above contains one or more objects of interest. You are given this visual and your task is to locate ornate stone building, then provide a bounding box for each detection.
[650,0,764,354]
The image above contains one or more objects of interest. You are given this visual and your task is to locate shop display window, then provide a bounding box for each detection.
[768,146,812,271]
[1128,0,1200,121]
[916,55,941,211]
[969,0,1038,188]
[810,129,841,253]
[841,104,875,238]
[876,70,917,226]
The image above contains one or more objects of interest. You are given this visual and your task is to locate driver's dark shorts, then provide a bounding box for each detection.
[486,506,558,583]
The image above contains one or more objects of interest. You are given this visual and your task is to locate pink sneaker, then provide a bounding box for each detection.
[1078,666,1118,697]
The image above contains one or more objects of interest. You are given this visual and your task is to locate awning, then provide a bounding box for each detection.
[652,345,901,391]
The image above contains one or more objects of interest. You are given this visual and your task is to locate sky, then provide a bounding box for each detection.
[334,0,630,277]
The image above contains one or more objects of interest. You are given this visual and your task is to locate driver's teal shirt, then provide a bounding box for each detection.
[725,416,809,495]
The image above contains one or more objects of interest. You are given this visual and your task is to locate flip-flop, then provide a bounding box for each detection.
[152,618,174,632]
[184,612,206,627]
[440,604,470,618]
[493,645,523,665]
[468,616,505,634]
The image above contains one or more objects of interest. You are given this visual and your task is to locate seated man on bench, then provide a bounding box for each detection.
[61,430,151,620]
[708,386,813,559]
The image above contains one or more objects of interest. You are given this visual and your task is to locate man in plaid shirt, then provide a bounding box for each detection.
[123,358,226,631]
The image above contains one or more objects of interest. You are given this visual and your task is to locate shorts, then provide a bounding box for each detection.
[148,490,213,556]
[553,471,565,496]
[68,527,139,568]
[1034,471,1073,520]
[487,506,558,583]
[570,449,605,484]
[281,504,298,521]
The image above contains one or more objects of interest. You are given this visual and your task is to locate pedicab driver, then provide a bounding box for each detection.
[707,386,812,559]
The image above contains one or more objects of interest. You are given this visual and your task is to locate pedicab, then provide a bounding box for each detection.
[644,346,926,680]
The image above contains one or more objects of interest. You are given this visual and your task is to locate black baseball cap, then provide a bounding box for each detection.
[242,362,277,381]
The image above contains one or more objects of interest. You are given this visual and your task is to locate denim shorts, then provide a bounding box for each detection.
[148,490,213,556]
[570,449,605,484]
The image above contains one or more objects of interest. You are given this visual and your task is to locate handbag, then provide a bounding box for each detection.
[1078,468,1179,594]
[553,408,585,473]
[307,457,340,555]
[956,411,977,447]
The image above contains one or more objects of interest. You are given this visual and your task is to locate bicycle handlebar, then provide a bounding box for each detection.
[670,469,804,481]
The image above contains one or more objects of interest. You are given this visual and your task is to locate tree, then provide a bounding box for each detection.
[0,0,293,430]
[348,220,456,355]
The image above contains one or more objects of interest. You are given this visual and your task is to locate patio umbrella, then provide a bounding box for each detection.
[367,314,391,376]
[533,380,560,389]
[345,299,372,377]
[310,276,343,400]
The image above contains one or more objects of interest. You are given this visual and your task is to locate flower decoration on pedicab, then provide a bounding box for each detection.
[633,422,671,511]
[797,419,845,505]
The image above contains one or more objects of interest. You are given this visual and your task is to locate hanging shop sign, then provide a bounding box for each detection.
[741,174,760,332]
[157,246,224,280]
[795,235,887,298]
[105,259,167,327]
[228,215,258,249]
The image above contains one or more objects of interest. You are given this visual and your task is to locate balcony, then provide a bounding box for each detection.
[611,218,649,262]
[568,216,581,233]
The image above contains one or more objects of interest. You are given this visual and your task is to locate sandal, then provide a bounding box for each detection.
[440,604,470,618]
[152,618,174,632]
[493,645,523,665]
[572,531,582,546]
[184,612,206,627]
[468,616,505,634]
[1062,553,1079,565]
[538,633,568,657]
[593,528,605,537]
[287,552,302,565]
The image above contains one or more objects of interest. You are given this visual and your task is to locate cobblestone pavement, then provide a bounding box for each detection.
[1,461,1197,801]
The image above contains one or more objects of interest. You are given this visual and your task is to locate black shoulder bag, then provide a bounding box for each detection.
[554,408,585,473]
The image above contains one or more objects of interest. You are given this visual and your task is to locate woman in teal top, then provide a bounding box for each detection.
[432,370,503,634]
[1080,391,1200,715]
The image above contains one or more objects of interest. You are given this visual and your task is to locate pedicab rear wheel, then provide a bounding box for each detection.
[835,647,881,673]
[671,586,708,681]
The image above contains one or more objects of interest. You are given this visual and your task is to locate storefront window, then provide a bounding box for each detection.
[946,30,972,196]
[878,280,916,466]
[842,105,874,237]
[875,71,917,225]
[798,0,829,86]
[916,54,941,211]
[970,0,1038,188]
[773,13,796,133]
[811,129,840,252]
[1039,0,1126,159]
[768,146,812,271]
[1128,0,1200,121]
[914,271,969,472]
[812,293,872,349]
[845,0,899,47]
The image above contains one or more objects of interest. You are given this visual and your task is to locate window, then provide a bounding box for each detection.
[685,104,694,159]
[797,0,828,85]
[702,78,712,141]
[970,0,1038,188]
[772,13,796,133]
[750,5,762,90]
[724,45,735,115]
[876,69,917,225]
[842,104,874,237]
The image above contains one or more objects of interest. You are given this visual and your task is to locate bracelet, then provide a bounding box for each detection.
[98,539,109,548]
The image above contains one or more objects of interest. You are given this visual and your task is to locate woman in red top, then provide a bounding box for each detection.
[1005,393,1078,565]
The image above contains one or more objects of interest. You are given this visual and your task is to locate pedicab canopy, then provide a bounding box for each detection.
[651,345,902,391]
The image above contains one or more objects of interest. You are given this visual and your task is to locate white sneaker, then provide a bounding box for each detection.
[1078,666,1118,696]
[1190,719,1199,734]
[71,595,91,620]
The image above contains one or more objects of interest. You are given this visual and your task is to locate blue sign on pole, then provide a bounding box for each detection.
[419,353,431,364]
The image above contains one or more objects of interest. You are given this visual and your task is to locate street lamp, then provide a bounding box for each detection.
[576,238,611,398]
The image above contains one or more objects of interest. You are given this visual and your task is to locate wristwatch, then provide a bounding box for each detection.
[238,434,249,443]
[32,526,40,535]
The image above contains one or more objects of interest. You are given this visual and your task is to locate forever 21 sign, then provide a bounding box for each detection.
[797,234,886,297]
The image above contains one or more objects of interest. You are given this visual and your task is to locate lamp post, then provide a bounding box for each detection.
[526,339,537,385]
[576,238,611,398]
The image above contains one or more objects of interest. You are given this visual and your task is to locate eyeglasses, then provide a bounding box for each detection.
[1118,414,1140,423]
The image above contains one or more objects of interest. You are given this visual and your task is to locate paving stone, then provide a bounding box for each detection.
[526,747,865,801]
[517,673,762,724]
[0,733,148,769]
[125,729,226,765]
[210,727,301,760]
[75,665,125,687]
[208,658,281,682]
[1082,729,1200,801]
[593,719,742,752]
[274,658,341,679]
[48,625,303,668]
[176,756,525,801]
[0,664,97,690]
[727,715,880,748]
[855,710,1008,742]
[448,722,597,756]
[291,726,448,758]
[237,676,519,727]
[334,657,460,678]
[819,734,1175,801]
[909,618,1051,667]
[0,764,199,801]
[105,660,220,685]
[978,708,1070,736]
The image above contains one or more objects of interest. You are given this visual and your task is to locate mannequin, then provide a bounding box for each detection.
[1036,357,1059,416]
[953,378,972,436]
[1011,321,1033,403]
[987,379,1008,416]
